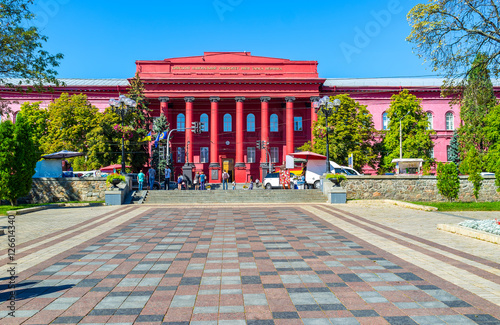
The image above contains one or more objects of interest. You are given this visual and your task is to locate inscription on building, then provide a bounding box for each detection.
[172,66,283,71]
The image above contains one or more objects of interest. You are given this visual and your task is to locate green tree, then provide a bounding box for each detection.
[39,93,98,162]
[458,53,497,166]
[380,90,435,173]
[127,72,152,130]
[483,104,500,173]
[436,162,460,201]
[19,101,48,153]
[299,94,377,171]
[0,0,63,116]
[407,1,500,85]
[448,130,460,166]
[460,146,483,201]
[151,113,170,175]
[0,113,38,205]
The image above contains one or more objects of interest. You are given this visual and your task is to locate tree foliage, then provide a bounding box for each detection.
[460,146,483,200]
[299,94,377,171]
[407,1,500,84]
[380,90,435,172]
[0,0,63,116]
[151,113,170,174]
[483,104,500,173]
[0,112,38,205]
[458,53,497,165]
[436,162,460,201]
[448,130,460,166]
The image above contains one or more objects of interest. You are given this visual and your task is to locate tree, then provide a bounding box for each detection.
[0,0,63,116]
[0,113,38,205]
[483,104,500,173]
[407,1,500,85]
[299,94,377,171]
[151,113,170,176]
[448,130,460,166]
[460,146,483,201]
[436,162,460,201]
[458,53,497,165]
[380,90,435,173]
[127,72,152,130]
[19,101,48,153]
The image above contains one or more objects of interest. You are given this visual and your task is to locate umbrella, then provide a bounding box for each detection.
[41,150,85,159]
[288,151,327,160]
[100,164,132,172]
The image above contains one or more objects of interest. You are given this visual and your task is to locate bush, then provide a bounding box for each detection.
[436,162,460,201]
[106,173,126,186]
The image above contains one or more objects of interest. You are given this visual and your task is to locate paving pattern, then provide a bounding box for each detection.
[0,204,499,324]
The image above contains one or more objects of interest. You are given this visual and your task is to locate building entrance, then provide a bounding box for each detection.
[222,159,235,182]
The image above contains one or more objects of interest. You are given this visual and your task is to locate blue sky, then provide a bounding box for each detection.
[33,0,437,79]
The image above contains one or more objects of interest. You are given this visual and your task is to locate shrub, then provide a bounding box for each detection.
[106,173,126,186]
[436,162,460,201]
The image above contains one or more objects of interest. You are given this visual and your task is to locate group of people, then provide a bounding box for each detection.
[136,166,171,191]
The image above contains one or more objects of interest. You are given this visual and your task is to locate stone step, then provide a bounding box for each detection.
[143,189,327,204]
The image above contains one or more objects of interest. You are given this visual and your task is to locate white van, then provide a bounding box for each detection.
[305,160,361,189]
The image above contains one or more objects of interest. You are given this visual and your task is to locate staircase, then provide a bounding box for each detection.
[143,189,327,204]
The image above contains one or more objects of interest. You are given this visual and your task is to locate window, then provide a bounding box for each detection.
[247,114,255,132]
[177,147,185,163]
[382,112,389,130]
[446,112,454,130]
[427,112,433,130]
[224,114,232,132]
[270,114,278,132]
[270,147,279,163]
[447,145,452,162]
[294,116,303,131]
[430,147,434,159]
[177,114,185,131]
[200,147,209,163]
[247,147,256,163]
[200,114,209,132]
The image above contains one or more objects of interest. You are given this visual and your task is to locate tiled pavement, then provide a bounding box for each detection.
[0,203,499,324]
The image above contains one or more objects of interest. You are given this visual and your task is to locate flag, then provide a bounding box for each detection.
[159,131,168,140]
[141,131,152,142]
[154,132,160,148]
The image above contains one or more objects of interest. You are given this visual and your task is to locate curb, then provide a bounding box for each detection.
[6,202,105,216]
[347,199,438,211]
[437,224,500,245]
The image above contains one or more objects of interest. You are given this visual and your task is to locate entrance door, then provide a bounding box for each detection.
[222,159,235,182]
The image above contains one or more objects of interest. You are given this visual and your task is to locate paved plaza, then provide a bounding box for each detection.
[0,202,499,324]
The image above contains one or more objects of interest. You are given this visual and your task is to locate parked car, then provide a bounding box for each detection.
[263,172,297,189]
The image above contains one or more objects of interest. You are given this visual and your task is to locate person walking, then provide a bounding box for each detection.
[249,175,254,190]
[199,171,206,190]
[222,170,229,190]
[137,170,145,191]
[177,174,184,190]
[164,166,171,190]
[148,166,156,190]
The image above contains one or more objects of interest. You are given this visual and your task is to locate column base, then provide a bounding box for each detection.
[182,164,195,187]
[235,162,246,168]
[209,162,220,168]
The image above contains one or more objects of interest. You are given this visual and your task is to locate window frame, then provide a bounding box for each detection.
[382,112,389,130]
[247,147,256,163]
[294,116,303,131]
[177,113,185,131]
[270,147,279,163]
[200,147,209,163]
[270,114,278,132]
[177,147,185,163]
[445,112,454,130]
[200,113,209,132]
[223,114,232,132]
[247,113,255,132]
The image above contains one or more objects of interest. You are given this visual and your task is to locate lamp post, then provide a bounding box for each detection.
[313,96,341,174]
[109,95,136,174]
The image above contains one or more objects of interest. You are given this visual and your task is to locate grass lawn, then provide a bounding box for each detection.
[0,201,104,216]
[410,201,500,211]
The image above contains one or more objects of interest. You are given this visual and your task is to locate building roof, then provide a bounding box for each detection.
[324,78,500,87]
[2,78,129,87]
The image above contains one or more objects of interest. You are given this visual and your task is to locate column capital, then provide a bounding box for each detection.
[159,96,170,103]
[310,96,320,102]
[184,96,195,103]
[260,96,271,103]
[235,96,246,102]
[209,96,220,103]
[285,96,296,103]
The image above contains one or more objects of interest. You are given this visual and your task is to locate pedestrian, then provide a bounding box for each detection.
[222,170,229,190]
[199,171,206,190]
[137,170,145,191]
[164,165,171,190]
[194,172,200,190]
[177,174,183,190]
[232,181,236,190]
[148,166,156,190]
[249,175,253,190]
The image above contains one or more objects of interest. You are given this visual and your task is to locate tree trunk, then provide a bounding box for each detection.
[10,198,17,206]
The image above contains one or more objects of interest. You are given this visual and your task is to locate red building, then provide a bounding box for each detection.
[3,51,496,182]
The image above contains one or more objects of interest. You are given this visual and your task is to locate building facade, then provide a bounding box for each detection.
[2,52,491,182]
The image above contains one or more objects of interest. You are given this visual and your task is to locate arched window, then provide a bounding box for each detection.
[427,112,433,130]
[270,114,278,132]
[382,112,390,130]
[200,114,209,132]
[177,113,185,131]
[224,114,232,132]
[446,112,454,130]
[247,114,255,132]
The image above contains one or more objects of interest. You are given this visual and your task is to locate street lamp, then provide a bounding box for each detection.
[313,96,341,174]
[109,95,136,174]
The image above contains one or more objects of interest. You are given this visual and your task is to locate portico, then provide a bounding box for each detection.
[136,52,325,183]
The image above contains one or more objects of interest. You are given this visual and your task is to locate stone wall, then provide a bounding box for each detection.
[337,175,500,202]
[21,178,108,204]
